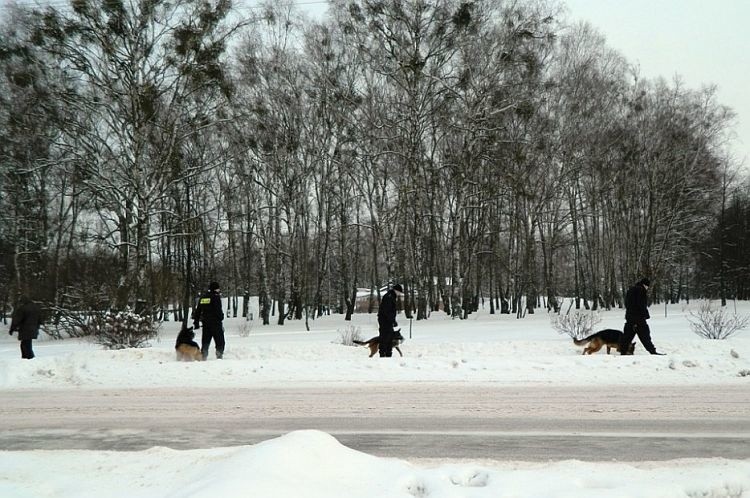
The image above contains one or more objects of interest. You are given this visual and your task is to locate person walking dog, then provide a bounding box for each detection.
[193,281,225,359]
[377,284,404,357]
[620,278,665,355]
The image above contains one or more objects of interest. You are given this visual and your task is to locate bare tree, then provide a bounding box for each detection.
[32,0,235,311]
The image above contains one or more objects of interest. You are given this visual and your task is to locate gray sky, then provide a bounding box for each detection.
[293,0,748,167]
[563,0,749,167]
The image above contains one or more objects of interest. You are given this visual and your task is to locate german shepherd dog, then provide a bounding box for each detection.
[353,329,405,357]
[573,329,635,355]
[175,326,204,361]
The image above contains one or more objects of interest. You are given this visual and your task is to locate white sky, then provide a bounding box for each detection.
[290,0,750,168]
[563,0,750,168]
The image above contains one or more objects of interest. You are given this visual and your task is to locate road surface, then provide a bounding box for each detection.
[2,384,749,461]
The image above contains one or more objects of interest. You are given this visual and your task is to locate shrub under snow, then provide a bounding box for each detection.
[90,310,160,349]
[688,302,750,340]
[337,325,363,346]
[551,310,602,340]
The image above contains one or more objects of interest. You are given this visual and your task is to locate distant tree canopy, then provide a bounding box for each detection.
[0,0,746,323]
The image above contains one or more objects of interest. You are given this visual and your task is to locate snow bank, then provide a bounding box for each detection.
[1,430,748,498]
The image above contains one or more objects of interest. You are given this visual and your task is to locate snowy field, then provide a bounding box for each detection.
[1,299,750,389]
[1,300,749,497]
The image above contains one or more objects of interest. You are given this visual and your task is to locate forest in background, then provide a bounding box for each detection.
[0,0,748,327]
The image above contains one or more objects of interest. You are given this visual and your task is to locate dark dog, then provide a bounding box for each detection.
[175,326,203,361]
[573,329,635,355]
[353,329,405,357]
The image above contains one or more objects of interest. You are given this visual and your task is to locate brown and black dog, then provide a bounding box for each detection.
[353,329,405,357]
[573,329,635,355]
[175,326,204,361]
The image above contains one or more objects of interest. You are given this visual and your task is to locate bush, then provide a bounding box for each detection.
[337,325,362,346]
[238,319,253,338]
[551,311,601,340]
[44,308,96,339]
[45,285,113,339]
[90,310,159,349]
[688,302,750,340]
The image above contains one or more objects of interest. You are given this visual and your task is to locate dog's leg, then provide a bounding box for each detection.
[395,346,402,357]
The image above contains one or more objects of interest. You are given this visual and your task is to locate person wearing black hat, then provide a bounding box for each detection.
[620,278,664,355]
[192,281,225,359]
[377,284,404,357]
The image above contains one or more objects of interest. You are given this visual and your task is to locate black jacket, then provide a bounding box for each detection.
[193,290,224,326]
[625,283,650,322]
[10,298,43,341]
[377,289,398,327]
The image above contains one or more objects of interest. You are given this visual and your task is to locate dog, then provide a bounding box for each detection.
[175,326,203,361]
[573,329,635,355]
[353,329,405,357]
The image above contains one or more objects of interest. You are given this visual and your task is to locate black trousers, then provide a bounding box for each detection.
[20,339,35,359]
[620,321,657,354]
[201,323,226,359]
[378,323,394,357]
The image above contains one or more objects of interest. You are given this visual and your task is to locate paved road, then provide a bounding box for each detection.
[2,384,749,461]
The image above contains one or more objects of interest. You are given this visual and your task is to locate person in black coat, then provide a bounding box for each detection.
[9,295,43,359]
[377,284,404,357]
[192,281,225,360]
[619,278,664,355]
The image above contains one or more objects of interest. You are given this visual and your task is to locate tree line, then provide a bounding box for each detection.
[0,0,747,328]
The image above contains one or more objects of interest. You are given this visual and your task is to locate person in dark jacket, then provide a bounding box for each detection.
[619,278,664,355]
[377,283,403,358]
[193,281,225,360]
[9,295,43,359]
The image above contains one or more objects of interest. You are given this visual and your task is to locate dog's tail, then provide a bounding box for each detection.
[573,334,595,346]
[352,340,369,346]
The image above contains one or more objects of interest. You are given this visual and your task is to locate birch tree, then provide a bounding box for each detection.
[31,0,235,311]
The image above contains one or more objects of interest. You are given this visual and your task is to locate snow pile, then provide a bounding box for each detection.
[1,431,748,498]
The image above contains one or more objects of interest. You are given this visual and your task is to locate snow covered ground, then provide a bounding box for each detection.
[1,299,749,389]
[2,430,749,498]
[1,300,749,497]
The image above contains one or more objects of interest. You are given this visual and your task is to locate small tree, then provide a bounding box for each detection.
[90,310,159,349]
[551,311,602,340]
[337,325,362,346]
[688,302,750,340]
